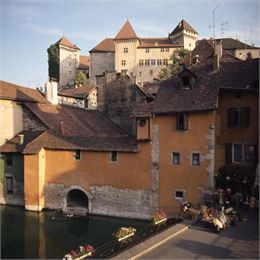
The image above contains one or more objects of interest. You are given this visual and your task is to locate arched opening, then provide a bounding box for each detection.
[66,189,88,208]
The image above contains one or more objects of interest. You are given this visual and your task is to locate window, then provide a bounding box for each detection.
[145,48,150,53]
[226,143,256,165]
[74,150,81,160]
[139,60,144,66]
[157,59,162,66]
[172,152,180,165]
[6,177,13,195]
[163,59,168,65]
[121,60,126,66]
[111,151,118,162]
[227,107,250,128]
[139,118,146,127]
[139,71,142,76]
[182,76,191,88]
[123,47,128,53]
[176,113,188,131]
[145,59,150,66]
[174,190,185,200]
[165,48,169,52]
[161,48,165,52]
[192,153,200,166]
[6,154,13,167]
[151,59,156,66]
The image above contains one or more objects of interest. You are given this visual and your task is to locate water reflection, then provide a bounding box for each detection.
[1,205,148,259]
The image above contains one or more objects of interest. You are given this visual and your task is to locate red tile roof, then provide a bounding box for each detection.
[114,20,138,40]
[170,19,198,36]
[55,36,80,50]
[153,57,259,114]
[89,38,115,53]
[58,86,95,98]
[0,80,48,103]
[78,55,90,69]
[138,38,181,48]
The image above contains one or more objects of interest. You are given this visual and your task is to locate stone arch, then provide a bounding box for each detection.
[63,186,93,215]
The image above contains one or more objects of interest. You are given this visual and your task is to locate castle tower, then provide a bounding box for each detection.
[169,19,198,50]
[114,20,140,77]
[48,37,81,88]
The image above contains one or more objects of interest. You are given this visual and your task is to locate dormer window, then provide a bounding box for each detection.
[182,76,191,88]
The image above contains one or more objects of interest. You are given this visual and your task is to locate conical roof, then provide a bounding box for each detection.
[170,19,198,36]
[55,36,80,50]
[114,20,138,40]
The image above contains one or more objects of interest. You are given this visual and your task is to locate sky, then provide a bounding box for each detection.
[1,0,259,88]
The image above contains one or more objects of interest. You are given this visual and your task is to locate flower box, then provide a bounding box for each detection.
[117,232,135,241]
[74,252,92,260]
[154,218,167,225]
[63,244,94,260]
[114,226,136,242]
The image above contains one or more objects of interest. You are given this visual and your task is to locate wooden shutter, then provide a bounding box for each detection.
[240,107,250,127]
[227,108,236,128]
[225,143,232,164]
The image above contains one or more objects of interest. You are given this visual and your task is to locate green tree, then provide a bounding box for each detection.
[74,71,88,85]
[47,44,60,81]
[159,48,190,80]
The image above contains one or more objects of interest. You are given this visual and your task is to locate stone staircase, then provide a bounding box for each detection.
[63,206,88,216]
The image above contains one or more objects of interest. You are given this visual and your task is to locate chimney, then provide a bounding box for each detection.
[194,54,199,64]
[213,54,220,72]
[45,79,58,105]
[18,134,24,145]
[214,39,222,58]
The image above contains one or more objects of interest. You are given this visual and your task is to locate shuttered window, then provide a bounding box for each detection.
[176,113,188,131]
[227,107,250,128]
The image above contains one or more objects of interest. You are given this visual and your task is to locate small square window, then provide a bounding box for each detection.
[172,152,180,165]
[145,48,150,53]
[74,150,81,160]
[174,190,185,200]
[123,47,128,53]
[139,119,146,127]
[6,177,13,195]
[111,151,118,162]
[6,154,13,167]
[192,153,200,166]
[121,60,126,66]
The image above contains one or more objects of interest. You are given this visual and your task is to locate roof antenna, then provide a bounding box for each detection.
[221,20,228,38]
[209,3,220,44]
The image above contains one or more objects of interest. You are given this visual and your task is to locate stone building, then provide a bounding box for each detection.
[0,50,258,219]
[48,37,90,88]
[89,19,198,85]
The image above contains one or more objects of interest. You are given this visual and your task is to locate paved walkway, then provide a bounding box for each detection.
[141,212,259,259]
[113,211,259,259]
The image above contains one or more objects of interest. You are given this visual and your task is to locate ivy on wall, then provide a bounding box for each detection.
[47,44,60,81]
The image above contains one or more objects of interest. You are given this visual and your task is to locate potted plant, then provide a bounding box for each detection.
[152,210,167,225]
[63,244,95,260]
[114,226,136,241]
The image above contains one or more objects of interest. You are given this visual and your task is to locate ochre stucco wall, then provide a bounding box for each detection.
[24,148,46,210]
[215,90,259,172]
[44,143,152,191]
[153,111,215,214]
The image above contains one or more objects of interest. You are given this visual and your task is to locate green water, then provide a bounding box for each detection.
[1,205,148,259]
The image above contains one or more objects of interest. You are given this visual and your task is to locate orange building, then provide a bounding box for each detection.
[0,54,258,219]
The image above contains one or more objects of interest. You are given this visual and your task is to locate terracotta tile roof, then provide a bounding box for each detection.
[58,86,95,98]
[0,80,48,103]
[153,57,259,114]
[24,103,128,137]
[78,55,90,69]
[170,19,198,36]
[0,130,47,154]
[138,38,181,48]
[210,38,259,50]
[114,20,138,40]
[132,103,153,117]
[55,36,80,50]
[89,38,115,53]
[142,82,161,96]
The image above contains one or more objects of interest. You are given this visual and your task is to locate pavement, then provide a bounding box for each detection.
[113,211,259,259]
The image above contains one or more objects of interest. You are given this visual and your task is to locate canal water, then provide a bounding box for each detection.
[1,205,148,259]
